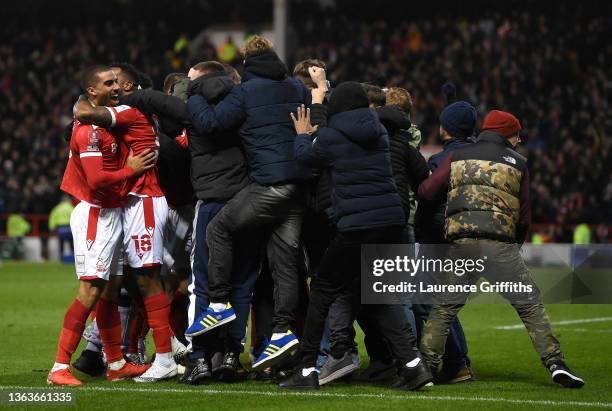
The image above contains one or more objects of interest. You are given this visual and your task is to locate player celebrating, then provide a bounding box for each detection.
[75,63,177,382]
[48,65,155,387]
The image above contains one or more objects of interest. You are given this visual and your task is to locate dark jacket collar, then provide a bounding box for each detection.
[442,136,476,149]
[477,130,513,148]
[243,50,289,81]
[376,105,411,131]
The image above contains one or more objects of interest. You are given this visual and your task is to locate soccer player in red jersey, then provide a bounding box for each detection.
[48,65,155,387]
[75,63,178,382]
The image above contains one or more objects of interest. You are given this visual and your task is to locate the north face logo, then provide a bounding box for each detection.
[502,155,516,165]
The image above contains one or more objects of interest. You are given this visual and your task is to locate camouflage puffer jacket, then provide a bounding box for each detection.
[445,131,527,242]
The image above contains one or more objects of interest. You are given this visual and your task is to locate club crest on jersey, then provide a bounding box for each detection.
[96,258,105,273]
[87,129,101,151]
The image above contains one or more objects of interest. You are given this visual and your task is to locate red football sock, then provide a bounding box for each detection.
[55,299,91,364]
[144,292,172,353]
[169,291,188,339]
[96,297,123,363]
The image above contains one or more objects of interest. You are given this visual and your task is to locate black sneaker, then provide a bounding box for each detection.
[73,349,106,377]
[319,352,360,386]
[179,358,211,385]
[394,358,433,391]
[210,351,224,379]
[548,361,584,388]
[248,366,274,382]
[279,368,319,390]
[218,352,247,382]
[357,359,397,382]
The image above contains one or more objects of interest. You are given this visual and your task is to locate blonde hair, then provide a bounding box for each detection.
[385,87,413,115]
[243,35,273,58]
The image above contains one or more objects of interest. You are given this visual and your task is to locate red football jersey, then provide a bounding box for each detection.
[106,105,164,197]
[60,122,125,208]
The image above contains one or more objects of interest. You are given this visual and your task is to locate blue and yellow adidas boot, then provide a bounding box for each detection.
[252,331,299,371]
[185,303,236,337]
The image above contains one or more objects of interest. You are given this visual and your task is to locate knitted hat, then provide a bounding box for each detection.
[328,81,370,116]
[439,101,477,138]
[482,110,522,138]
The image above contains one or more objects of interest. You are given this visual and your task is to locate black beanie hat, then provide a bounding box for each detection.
[327,81,370,116]
[439,101,477,138]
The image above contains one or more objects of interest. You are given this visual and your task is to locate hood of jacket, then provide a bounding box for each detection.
[194,71,235,104]
[243,50,289,81]
[376,105,411,131]
[328,107,382,146]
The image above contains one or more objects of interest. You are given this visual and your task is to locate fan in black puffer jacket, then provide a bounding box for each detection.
[376,105,429,224]
[186,72,249,203]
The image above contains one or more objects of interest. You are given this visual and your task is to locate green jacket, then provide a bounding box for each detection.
[7,214,31,238]
[49,201,74,230]
[406,124,422,225]
[573,224,590,245]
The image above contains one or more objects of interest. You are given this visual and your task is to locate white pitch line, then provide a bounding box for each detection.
[495,317,612,330]
[559,328,612,333]
[1,385,611,409]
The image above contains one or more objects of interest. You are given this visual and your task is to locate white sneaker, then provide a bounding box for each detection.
[171,336,188,363]
[133,361,178,383]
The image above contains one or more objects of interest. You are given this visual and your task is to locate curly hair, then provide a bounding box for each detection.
[385,87,413,115]
[242,35,273,58]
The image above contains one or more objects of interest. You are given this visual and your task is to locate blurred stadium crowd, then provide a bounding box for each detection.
[0,0,610,242]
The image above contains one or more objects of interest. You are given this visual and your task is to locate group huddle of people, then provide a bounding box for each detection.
[48,35,584,391]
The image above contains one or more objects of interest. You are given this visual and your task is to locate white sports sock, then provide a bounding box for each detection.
[406,357,421,368]
[302,367,319,377]
[271,332,287,341]
[209,303,227,312]
[86,341,101,353]
[51,363,69,373]
[108,359,126,371]
[154,352,175,367]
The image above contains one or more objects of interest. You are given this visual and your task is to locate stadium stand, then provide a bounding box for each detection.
[0,0,609,243]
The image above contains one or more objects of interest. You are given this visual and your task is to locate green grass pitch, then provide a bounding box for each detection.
[1,262,611,410]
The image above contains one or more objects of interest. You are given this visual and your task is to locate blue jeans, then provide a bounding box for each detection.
[188,201,260,359]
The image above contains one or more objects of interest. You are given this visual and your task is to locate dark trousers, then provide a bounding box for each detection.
[301,208,357,359]
[299,227,419,368]
[189,201,260,359]
[206,182,306,333]
[318,292,357,361]
[250,254,310,357]
[57,224,73,256]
